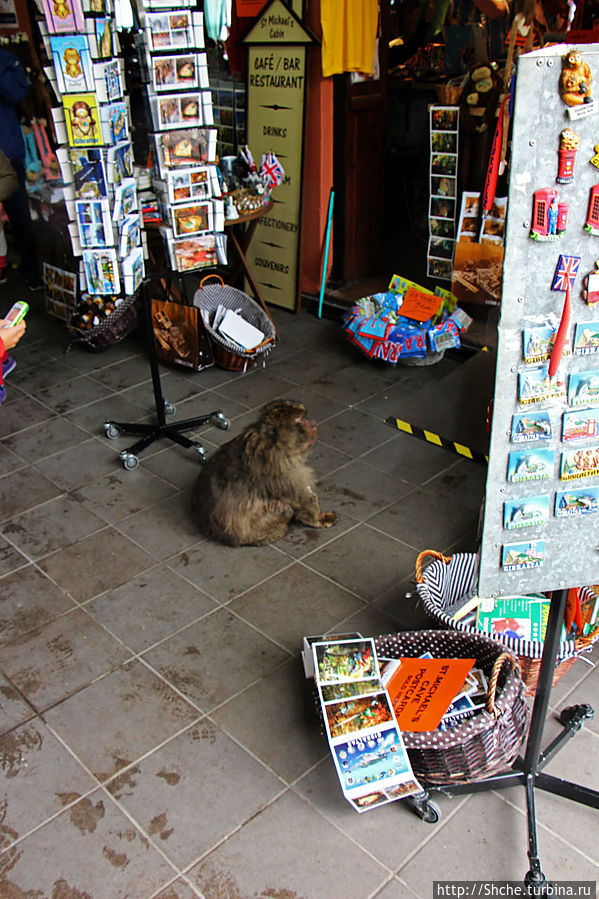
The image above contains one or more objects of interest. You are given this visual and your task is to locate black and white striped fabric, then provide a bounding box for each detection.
[416,552,581,662]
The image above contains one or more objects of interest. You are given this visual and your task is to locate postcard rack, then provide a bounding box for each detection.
[103,273,229,470]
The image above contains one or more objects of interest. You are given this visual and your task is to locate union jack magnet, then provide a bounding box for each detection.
[552,254,581,291]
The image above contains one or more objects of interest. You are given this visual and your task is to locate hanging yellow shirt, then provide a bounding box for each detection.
[320,0,378,78]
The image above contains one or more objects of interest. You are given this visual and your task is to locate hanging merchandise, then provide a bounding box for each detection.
[32,119,60,180]
[21,124,42,191]
[319,0,378,78]
[428,104,459,282]
[203,0,232,43]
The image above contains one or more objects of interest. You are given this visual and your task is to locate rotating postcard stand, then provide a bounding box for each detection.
[412,44,599,890]
[104,275,229,469]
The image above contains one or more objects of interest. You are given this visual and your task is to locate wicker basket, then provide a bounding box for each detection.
[193,275,276,372]
[66,293,142,353]
[374,629,529,784]
[415,550,599,696]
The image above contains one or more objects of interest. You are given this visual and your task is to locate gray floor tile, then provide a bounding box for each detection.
[318,458,414,522]
[167,540,291,604]
[34,437,124,491]
[187,791,391,899]
[0,718,96,843]
[362,430,460,486]
[154,879,201,899]
[72,467,178,525]
[228,562,364,652]
[115,493,201,560]
[0,670,36,734]
[10,357,84,394]
[212,659,328,782]
[106,721,284,868]
[0,787,176,896]
[35,374,114,415]
[0,466,62,522]
[65,391,148,435]
[45,660,200,783]
[215,367,299,409]
[85,563,217,653]
[142,445,209,490]
[141,608,290,711]
[0,395,56,438]
[0,565,75,646]
[0,534,28,577]
[38,527,155,602]
[3,494,105,559]
[2,415,90,463]
[0,440,28,475]
[317,408,403,458]
[89,355,154,391]
[0,609,130,711]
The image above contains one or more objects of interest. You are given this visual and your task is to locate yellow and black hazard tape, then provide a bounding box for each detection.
[384,417,489,466]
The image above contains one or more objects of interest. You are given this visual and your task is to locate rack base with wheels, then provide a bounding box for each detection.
[104,277,229,470]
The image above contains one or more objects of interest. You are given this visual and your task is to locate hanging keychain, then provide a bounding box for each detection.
[32,119,60,181]
[21,123,42,191]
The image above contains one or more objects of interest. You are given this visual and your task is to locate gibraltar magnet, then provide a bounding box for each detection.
[582,262,599,304]
[557,129,580,183]
[530,188,568,241]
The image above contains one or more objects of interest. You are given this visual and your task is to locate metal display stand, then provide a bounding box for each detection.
[104,276,229,470]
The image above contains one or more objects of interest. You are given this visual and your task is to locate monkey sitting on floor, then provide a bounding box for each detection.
[191,399,337,546]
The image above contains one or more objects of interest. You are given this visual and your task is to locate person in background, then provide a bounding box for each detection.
[0,314,25,405]
[0,48,42,291]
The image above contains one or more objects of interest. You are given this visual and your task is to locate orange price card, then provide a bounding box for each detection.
[399,287,443,322]
[386,657,476,732]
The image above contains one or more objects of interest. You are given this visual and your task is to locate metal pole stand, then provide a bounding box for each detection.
[103,277,229,470]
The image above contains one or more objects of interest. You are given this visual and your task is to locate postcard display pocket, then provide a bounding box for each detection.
[134,2,225,273]
[428,105,460,282]
[478,44,599,596]
[41,0,146,303]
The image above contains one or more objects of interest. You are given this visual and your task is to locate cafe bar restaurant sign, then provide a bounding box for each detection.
[242,0,315,310]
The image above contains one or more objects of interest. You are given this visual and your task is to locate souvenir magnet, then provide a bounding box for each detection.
[501,541,545,572]
[584,185,599,234]
[582,262,599,304]
[503,495,550,529]
[530,188,568,240]
[560,48,593,106]
[555,486,599,516]
[511,411,552,442]
[557,129,580,183]
[549,254,580,377]
[573,321,599,354]
[568,371,599,404]
[561,444,599,479]
[563,409,599,441]
[518,366,566,404]
[507,448,555,482]
[591,146,599,169]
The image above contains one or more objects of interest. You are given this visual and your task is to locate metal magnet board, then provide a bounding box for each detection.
[478,43,599,596]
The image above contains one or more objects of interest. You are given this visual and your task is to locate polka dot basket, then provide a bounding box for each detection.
[415,550,599,697]
[374,629,529,785]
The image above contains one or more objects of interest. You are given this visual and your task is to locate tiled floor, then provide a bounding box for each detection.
[0,284,598,897]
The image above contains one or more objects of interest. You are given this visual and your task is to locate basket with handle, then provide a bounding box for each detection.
[193,274,276,372]
[414,550,599,696]
[65,292,142,353]
[374,629,529,784]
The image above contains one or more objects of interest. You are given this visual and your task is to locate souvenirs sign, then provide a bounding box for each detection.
[242,0,315,311]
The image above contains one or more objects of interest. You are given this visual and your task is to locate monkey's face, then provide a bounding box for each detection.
[261,400,317,454]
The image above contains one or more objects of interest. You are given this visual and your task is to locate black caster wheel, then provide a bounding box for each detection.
[121,452,139,471]
[104,421,120,439]
[164,401,176,416]
[559,704,594,728]
[211,411,229,430]
[195,445,206,463]
[403,792,440,824]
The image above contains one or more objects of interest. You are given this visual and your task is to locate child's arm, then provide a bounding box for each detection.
[0,318,26,351]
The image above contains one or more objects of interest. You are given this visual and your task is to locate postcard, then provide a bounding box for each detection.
[331,724,414,799]
[166,165,211,203]
[92,17,115,59]
[555,487,599,517]
[312,639,379,686]
[94,58,123,103]
[41,0,84,34]
[82,248,120,295]
[151,53,199,92]
[561,445,599,480]
[63,93,103,148]
[503,495,549,529]
[507,449,555,482]
[144,9,196,51]
[431,105,459,132]
[154,127,217,175]
[150,91,204,131]
[113,177,138,222]
[51,35,94,95]
[122,246,144,295]
[318,679,382,703]
[169,233,217,272]
[75,197,114,249]
[171,200,211,238]
[323,692,395,740]
[573,321,599,355]
[70,147,108,198]
[501,540,546,572]
[107,141,134,185]
[568,371,599,406]
[101,100,129,145]
[119,212,141,257]
[511,411,552,443]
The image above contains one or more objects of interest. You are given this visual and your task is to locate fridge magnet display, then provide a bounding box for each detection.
[555,486,599,516]
[168,233,217,271]
[151,54,198,92]
[562,408,599,441]
[585,184,599,235]
[70,147,108,198]
[573,321,599,354]
[518,366,566,404]
[82,248,120,294]
[582,262,599,305]
[75,197,114,248]
[150,91,204,130]
[503,495,550,529]
[51,35,94,95]
[507,448,555,482]
[530,188,568,241]
[556,129,580,183]
[501,541,545,571]
[523,320,571,365]
[561,444,599,479]
[41,0,84,34]
[63,93,102,148]
[511,410,552,442]
[171,200,211,237]
[567,370,599,404]
[166,165,211,203]
[559,48,593,108]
